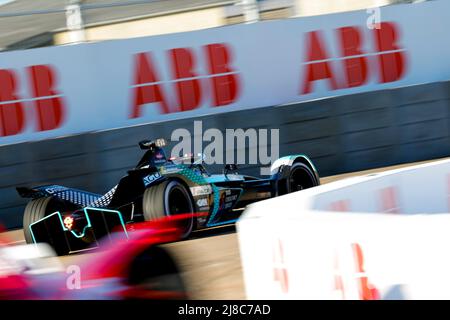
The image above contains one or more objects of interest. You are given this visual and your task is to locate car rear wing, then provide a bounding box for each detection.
[17,185,103,207]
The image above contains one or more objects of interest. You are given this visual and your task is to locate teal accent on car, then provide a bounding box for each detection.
[29,207,128,244]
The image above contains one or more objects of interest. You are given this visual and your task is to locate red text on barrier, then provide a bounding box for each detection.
[0,65,66,137]
[273,238,289,294]
[130,43,240,119]
[301,22,407,94]
[28,65,66,132]
[0,69,25,136]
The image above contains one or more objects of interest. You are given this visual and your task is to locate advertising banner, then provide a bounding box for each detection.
[0,0,448,145]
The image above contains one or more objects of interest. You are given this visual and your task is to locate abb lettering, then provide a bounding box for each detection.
[334,243,380,300]
[273,238,289,293]
[274,239,380,299]
[0,65,65,137]
[302,22,407,94]
[131,43,240,118]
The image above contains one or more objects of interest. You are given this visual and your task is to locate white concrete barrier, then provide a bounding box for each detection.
[237,159,450,299]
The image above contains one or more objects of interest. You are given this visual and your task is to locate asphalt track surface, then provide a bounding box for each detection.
[1,158,442,299]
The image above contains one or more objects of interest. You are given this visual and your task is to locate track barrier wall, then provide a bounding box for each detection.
[237,159,450,299]
[1,80,450,228]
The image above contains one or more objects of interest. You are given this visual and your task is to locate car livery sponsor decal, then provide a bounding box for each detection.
[143,172,162,186]
[196,198,208,207]
[190,185,212,196]
[159,165,181,174]
[153,151,166,164]
[219,189,242,211]
[45,186,69,194]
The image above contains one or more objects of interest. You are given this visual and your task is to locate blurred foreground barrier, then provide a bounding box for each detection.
[237,159,450,299]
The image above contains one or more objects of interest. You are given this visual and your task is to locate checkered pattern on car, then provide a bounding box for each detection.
[88,185,118,208]
[50,189,100,207]
[50,186,117,208]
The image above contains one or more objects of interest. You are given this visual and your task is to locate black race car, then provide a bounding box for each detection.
[17,138,320,255]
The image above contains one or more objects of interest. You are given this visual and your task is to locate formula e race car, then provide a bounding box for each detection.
[17,138,320,255]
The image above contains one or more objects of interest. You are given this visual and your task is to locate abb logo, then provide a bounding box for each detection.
[0,65,66,137]
[273,239,379,299]
[273,238,289,293]
[328,186,400,213]
[379,186,399,213]
[301,22,407,94]
[329,199,351,212]
[334,243,380,300]
[130,43,241,118]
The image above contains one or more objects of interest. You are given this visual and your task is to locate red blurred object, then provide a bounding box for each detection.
[0,214,199,300]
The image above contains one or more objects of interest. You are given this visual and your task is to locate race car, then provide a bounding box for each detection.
[17,138,320,255]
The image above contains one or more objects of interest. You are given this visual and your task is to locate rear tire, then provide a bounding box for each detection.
[286,163,318,193]
[23,197,73,244]
[143,180,194,238]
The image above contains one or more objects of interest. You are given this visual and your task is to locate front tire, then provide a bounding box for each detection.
[286,162,318,193]
[143,180,194,238]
